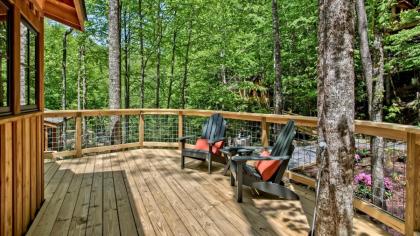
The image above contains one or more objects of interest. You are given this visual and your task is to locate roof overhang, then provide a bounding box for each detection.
[37,0,86,31]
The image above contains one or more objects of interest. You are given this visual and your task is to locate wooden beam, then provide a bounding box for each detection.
[75,115,82,158]
[406,132,420,236]
[11,5,20,114]
[43,0,82,30]
[178,111,183,150]
[139,113,144,147]
[261,118,269,147]
[1,124,13,236]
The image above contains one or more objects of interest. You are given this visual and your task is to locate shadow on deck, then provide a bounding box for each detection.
[27,149,389,236]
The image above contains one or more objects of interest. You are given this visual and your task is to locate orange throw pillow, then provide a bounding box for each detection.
[255,150,281,181]
[195,138,224,155]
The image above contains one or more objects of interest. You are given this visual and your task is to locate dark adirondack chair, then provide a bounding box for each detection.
[179,113,227,174]
[230,120,296,202]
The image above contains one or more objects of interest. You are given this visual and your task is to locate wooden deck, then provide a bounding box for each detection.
[27,149,389,236]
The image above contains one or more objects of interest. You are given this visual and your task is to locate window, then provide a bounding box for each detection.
[20,19,38,111]
[0,0,10,114]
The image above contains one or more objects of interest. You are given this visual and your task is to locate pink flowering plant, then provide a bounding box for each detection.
[354,154,361,163]
[354,172,393,199]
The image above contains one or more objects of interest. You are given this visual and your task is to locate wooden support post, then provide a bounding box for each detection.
[406,132,420,236]
[75,114,82,158]
[261,118,269,147]
[139,113,144,147]
[178,111,184,150]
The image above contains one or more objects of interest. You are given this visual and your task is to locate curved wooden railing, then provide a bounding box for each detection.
[43,109,420,235]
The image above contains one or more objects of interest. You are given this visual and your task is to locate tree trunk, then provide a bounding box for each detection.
[315,0,355,235]
[356,0,386,208]
[356,0,373,118]
[138,0,146,108]
[61,28,72,150]
[181,17,192,109]
[155,1,162,108]
[109,0,121,145]
[80,45,87,135]
[271,0,283,114]
[123,6,131,143]
[167,10,177,109]
[371,31,385,207]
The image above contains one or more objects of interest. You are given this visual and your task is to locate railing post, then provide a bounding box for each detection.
[75,114,82,158]
[406,132,420,236]
[139,112,144,147]
[261,117,269,147]
[178,111,184,150]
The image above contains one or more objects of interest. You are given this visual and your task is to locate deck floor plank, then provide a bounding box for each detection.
[50,156,90,235]
[67,153,97,235]
[119,151,156,236]
[102,154,121,235]
[123,150,174,236]
[111,152,139,236]
[28,149,390,236]
[133,150,191,235]
[86,154,104,236]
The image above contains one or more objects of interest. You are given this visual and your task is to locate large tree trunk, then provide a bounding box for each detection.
[371,31,386,207]
[109,0,121,145]
[271,0,283,114]
[167,10,177,109]
[356,0,386,208]
[315,0,355,235]
[181,17,193,109]
[61,28,72,150]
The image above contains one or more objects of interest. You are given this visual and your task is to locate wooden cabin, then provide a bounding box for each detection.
[0,0,84,235]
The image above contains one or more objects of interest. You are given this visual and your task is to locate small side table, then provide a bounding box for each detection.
[221,147,254,176]
[251,182,300,200]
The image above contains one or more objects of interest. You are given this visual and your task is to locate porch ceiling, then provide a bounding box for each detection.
[36,0,86,30]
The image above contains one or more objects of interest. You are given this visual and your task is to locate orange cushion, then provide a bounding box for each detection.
[255,150,281,181]
[195,138,224,155]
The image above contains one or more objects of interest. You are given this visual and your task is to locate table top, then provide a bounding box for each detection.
[251,182,300,200]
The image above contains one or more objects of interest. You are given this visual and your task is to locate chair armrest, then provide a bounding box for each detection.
[208,137,226,144]
[178,135,196,142]
[231,155,291,163]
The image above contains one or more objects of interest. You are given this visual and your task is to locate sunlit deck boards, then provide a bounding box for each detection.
[27,149,389,236]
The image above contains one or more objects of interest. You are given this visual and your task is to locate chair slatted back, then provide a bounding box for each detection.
[201,113,227,142]
[269,120,296,183]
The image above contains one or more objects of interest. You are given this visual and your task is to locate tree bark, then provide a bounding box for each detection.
[123,6,131,143]
[109,0,121,145]
[271,0,283,114]
[155,1,162,108]
[181,16,193,109]
[356,0,373,118]
[167,10,177,109]
[138,0,146,108]
[61,28,72,149]
[356,0,386,208]
[315,0,355,235]
[371,30,385,207]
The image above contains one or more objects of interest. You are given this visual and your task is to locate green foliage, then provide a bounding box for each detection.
[42,0,419,124]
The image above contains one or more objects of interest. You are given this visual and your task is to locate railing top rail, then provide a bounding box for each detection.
[43,108,420,140]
